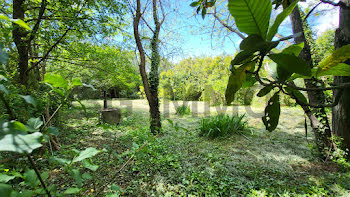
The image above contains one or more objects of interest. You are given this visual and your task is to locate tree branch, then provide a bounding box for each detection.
[303,2,322,22]
[133,0,152,103]
[210,8,246,39]
[320,0,340,6]
[26,27,71,73]
[28,0,47,43]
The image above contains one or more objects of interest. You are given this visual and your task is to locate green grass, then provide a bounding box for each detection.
[199,113,247,138]
[2,99,349,196]
[175,104,191,116]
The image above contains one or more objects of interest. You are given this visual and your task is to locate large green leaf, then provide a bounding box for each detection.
[0,184,12,197]
[231,50,257,66]
[72,147,100,163]
[240,35,265,50]
[228,0,272,39]
[0,174,15,183]
[26,118,43,132]
[0,132,42,154]
[239,34,279,54]
[275,43,305,81]
[316,44,350,76]
[225,62,255,104]
[267,0,299,41]
[281,42,304,56]
[269,53,311,78]
[317,63,350,76]
[44,73,68,89]
[262,92,280,132]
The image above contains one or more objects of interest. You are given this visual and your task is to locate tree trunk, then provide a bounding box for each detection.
[333,0,350,154]
[289,3,332,155]
[149,0,162,133]
[13,0,29,87]
[103,90,108,109]
[133,0,162,134]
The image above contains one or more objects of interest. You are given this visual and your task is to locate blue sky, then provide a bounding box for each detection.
[164,0,339,63]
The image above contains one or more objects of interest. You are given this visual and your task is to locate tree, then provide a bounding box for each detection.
[6,0,126,87]
[191,0,350,158]
[132,0,165,133]
[333,0,350,154]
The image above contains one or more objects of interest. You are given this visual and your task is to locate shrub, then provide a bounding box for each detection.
[175,104,191,116]
[199,113,247,138]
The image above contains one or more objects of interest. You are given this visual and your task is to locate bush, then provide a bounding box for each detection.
[175,104,191,116]
[199,114,247,138]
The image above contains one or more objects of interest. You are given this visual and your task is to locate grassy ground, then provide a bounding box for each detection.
[7,99,349,196]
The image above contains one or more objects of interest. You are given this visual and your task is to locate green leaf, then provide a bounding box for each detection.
[52,157,70,165]
[0,174,15,183]
[0,132,42,154]
[11,190,33,197]
[0,184,12,197]
[190,2,199,7]
[47,126,59,136]
[0,84,8,95]
[228,0,271,39]
[262,92,280,132]
[240,34,265,51]
[257,85,274,97]
[225,62,255,104]
[269,53,311,78]
[82,160,99,171]
[1,121,28,133]
[285,87,307,105]
[82,173,92,180]
[281,42,304,56]
[72,78,83,87]
[318,63,350,76]
[19,95,37,107]
[72,147,100,163]
[0,14,31,31]
[267,0,299,41]
[44,73,68,88]
[316,44,350,76]
[26,118,43,132]
[11,19,32,31]
[202,7,207,19]
[70,169,83,188]
[64,188,81,194]
[24,169,40,188]
[231,50,257,66]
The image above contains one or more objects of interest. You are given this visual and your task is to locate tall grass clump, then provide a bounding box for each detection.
[199,114,247,138]
[175,104,191,115]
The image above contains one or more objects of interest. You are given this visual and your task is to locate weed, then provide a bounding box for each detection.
[198,113,247,138]
[175,105,191,116]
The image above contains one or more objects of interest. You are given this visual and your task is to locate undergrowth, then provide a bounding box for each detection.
[175,105,191,116]
[198,113,247,138]
[2,101,350,196]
